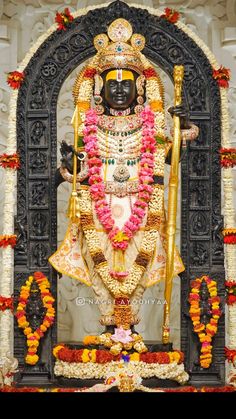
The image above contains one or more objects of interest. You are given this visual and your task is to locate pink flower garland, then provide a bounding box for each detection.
[83,106,156,250]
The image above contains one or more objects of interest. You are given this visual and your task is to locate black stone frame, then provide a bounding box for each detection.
[14,1,225,386]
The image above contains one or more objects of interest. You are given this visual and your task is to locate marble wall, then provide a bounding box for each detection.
[0,0,235,347]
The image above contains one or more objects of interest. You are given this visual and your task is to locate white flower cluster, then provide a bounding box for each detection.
[54,359,189,384]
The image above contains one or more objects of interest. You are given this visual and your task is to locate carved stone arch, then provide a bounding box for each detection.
[14,1,224,386]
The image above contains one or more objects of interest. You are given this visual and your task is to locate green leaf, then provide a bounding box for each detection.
[155,136,165,145]
[77,136,84,148]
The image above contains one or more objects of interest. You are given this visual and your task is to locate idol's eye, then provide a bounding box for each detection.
[109,81,117,88]
[123,80,131,87]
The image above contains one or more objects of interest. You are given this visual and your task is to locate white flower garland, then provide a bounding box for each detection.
[54,359,189,385]
[1,2,235,383]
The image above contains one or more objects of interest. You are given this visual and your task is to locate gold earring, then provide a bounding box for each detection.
[135,75,145,114]
[94,74,104,114]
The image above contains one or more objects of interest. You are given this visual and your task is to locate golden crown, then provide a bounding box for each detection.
[93,18,145,74]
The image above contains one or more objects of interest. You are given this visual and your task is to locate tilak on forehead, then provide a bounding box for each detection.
[106,69,135,82]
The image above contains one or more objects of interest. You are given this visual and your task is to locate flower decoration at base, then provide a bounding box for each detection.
[53,346,188,385]
[160,8,180,24]
[7,71,25,89]
[213,66,230,88]
[16,272,55,365]
[0,235,17,248]
[0,153,20,170]
[189,275,222,369]
[82,329,148,355]
[53,344,184,365]
[55,8,74,31]
[0,296,14,312]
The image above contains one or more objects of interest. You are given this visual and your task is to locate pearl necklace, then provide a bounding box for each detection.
[97,128,142,160]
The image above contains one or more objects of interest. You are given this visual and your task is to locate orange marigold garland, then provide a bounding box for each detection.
[53,344,184,365]
[0,235,17,248]
[55,7,74,31]
[0,153,20,169]
[0,296,14,312]
[16,272,55,365]
[7,71,25,90]
[222,229,236,244]
[189,275,222,369]
[213,66,230,88]
[160,8,180,24]
[219,148,236,168]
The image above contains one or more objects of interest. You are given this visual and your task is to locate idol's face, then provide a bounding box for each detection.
[104,78,136,110]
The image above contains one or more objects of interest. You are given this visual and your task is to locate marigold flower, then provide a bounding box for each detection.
[53,345,65,359]
[82,349,90,363]
[27,340,39,348]
[28,347,38,354]
[19,321,29,328]
[25,354,39,365]
[40,325,47,332]
[161,7,180,24]
[0,234,17,248]
[227,295,236,305]
[23,327,32,336]
[90,349,97,363]
[55,7,74,31]
[83,335,99,346]
[130,353,140,362]
[7,71,25,89]
[213,66,230,88]
[0,153,20,169]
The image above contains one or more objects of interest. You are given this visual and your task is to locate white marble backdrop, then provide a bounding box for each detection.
[0,1,235,347]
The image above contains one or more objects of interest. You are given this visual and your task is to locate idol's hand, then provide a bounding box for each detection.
[60,140,81,174]
[168,105,190,129]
